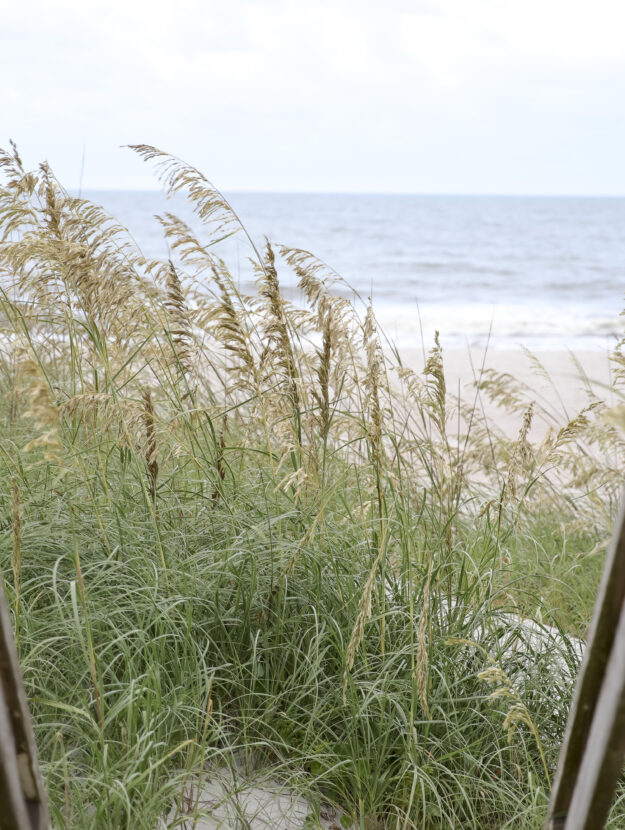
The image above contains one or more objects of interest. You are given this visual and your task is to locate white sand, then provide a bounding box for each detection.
[395,346,617,437]
[167,767,353,829]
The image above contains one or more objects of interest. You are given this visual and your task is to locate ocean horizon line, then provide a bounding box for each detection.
[74,188,625,200]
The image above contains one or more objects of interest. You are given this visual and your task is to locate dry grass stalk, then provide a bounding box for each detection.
[128,145,243,244]
[504,402,534,504]
[280,248,367,468]
[260,242,300,417]
[164,260,193,383]
[315,304,333,443]
[0,140,30,192]
[611,338,625,387]
[477,369,531,415]
[20,352,63,464]
[211,418,227,505]
[363,307,385,503]
[343,524,388,703]
[142,388,159,504]
[414,561,432,718]
[157,212,214,266]
[11,477,22,632]
[550,402,601,454]
[210,264,259,395]
[423,331,447,437]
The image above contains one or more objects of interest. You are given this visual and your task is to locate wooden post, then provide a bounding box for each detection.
[564,598,625,828]
[0,577,49,830]
[546,494,625,829]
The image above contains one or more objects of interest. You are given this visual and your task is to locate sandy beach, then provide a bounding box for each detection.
[396,346,618,437]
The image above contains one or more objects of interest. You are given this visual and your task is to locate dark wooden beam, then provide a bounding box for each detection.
[0,578,49,830]
[546,494,625,829]
[564,598,625,829]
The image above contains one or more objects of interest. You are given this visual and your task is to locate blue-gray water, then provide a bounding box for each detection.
[85,190,625,351]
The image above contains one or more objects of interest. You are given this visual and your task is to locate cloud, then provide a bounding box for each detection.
[2,0,625,192]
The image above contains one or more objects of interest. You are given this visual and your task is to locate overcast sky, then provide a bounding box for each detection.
[2,0,625,194]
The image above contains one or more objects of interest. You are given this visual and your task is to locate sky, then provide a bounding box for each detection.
[2,0,625,194]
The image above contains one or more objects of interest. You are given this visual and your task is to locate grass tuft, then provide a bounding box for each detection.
[0,145,623,828]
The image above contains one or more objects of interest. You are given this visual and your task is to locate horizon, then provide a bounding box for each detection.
[77,187,625,199]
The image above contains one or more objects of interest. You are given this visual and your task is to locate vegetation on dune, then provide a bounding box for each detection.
[1,142,625,828]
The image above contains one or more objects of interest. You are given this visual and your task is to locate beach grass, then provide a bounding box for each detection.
[1,142,625,828]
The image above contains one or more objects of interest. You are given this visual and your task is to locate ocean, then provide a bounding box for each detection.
[85,190,625,352]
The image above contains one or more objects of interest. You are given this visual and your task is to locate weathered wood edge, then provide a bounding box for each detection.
[0,575,50,830]
[546,492,625,828]
[564,591,625,828]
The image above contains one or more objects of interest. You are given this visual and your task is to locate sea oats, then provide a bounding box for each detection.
[142,387,159,504]
[19,351,63,464]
